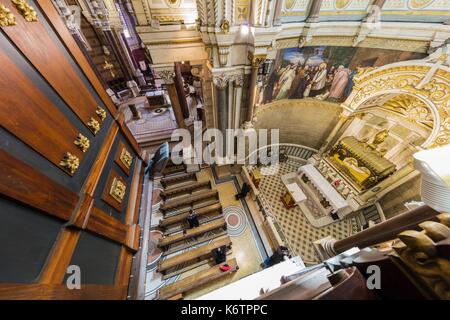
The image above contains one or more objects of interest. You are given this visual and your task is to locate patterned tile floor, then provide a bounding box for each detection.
[258,160,358,264]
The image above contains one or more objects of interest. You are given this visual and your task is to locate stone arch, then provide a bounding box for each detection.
[342,61,450,148]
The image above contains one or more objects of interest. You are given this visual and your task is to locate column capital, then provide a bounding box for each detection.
[248,52,267,68]
[233,74,244,87]
[153,64,176,84]
[213,73,231,90]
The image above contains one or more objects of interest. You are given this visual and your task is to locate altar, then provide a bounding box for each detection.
[281,164,352,227]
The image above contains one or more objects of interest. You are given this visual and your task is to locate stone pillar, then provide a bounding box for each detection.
[306,0,323,23]
[272,0,284,26]
[233,75,244,129]
[214,75,229,133]
[155,67,186,129]
[317,205,440,258]
[245,54,266,125]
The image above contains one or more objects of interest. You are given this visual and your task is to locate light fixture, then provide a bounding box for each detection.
[413,144,450,212]
[240,23,249,36]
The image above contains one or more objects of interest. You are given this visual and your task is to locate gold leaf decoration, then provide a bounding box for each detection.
[59,152,80,175]
[74,133,90,153]
[11,0,38,22]
[0,4,16,26]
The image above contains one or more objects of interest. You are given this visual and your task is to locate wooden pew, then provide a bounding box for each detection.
[159,258,238,300]
[159,203,222,229]
[161,172,197,189]
[158,217,227,249]
[158,236,231,274]
[161,181,212,201]
[160,190,219,214]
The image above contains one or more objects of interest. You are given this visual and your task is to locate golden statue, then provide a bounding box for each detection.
[369,129,389,149]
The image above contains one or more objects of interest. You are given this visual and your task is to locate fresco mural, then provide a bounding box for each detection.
[260,46,426,105]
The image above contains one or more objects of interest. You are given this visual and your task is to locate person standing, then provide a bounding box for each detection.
[235,182,251,200]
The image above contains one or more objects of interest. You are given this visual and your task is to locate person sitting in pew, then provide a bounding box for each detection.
[187,209,200,229]
[212,245,227,264]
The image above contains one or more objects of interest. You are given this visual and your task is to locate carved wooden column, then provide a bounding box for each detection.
[315,206,440,259]
[155,67,186,129]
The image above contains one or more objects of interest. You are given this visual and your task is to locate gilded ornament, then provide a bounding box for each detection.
[110,177,126,203]
[11,0,37,22]
[74,133,90,153]
[0,4,16,26]
[120,148,133,169]
[59,152,80,175]
[220,19,230,33]
[87,117,100,135]
[96,106,107,122]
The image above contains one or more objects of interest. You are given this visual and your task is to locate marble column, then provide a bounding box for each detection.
[306,0,323,23]
[155,68,186,129]
[214,75,229,133]
[233,75,244,129]
[213,74,230,157]
[245,54,266,125]
[272,0,284,26]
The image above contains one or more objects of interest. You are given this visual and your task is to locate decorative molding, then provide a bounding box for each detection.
[120,148,133,170]
[110,177,126,203]
[96,106,107,122]
[348,62,450,148]
[213,73,231,90]
[218,46,230,67]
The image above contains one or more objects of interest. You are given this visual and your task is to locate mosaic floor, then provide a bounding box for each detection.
[258,160,358,264]
[145,168,264,300]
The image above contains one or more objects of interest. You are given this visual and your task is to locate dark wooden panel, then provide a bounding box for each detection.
[67,230,122,285]
[0,196,64,283]
[1,0,102,133]
[39,229,80,284]
[86,207,128,245]
[101,169,128,212]
[0,149,78,221]
[0,47,85,174]
[34,0,118,119]
[0,284,127,300]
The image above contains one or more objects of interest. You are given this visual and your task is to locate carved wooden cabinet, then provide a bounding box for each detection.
[0,0,146,299]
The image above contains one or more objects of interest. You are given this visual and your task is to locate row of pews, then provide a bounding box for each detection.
[155,165,239,300]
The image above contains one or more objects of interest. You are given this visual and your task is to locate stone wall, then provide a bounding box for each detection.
[379,175,422,219]
[254,99,341,150]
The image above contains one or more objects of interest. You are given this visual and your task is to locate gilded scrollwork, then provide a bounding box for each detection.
[120,148,133,169]
[87,117,100,135]
[0,4,16,26]
[110,177,126,203]
[74,133,90,153]
[59,152,80,175]
[96,106,107,122]
[11,0,37,22]
[350,65,450,148]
